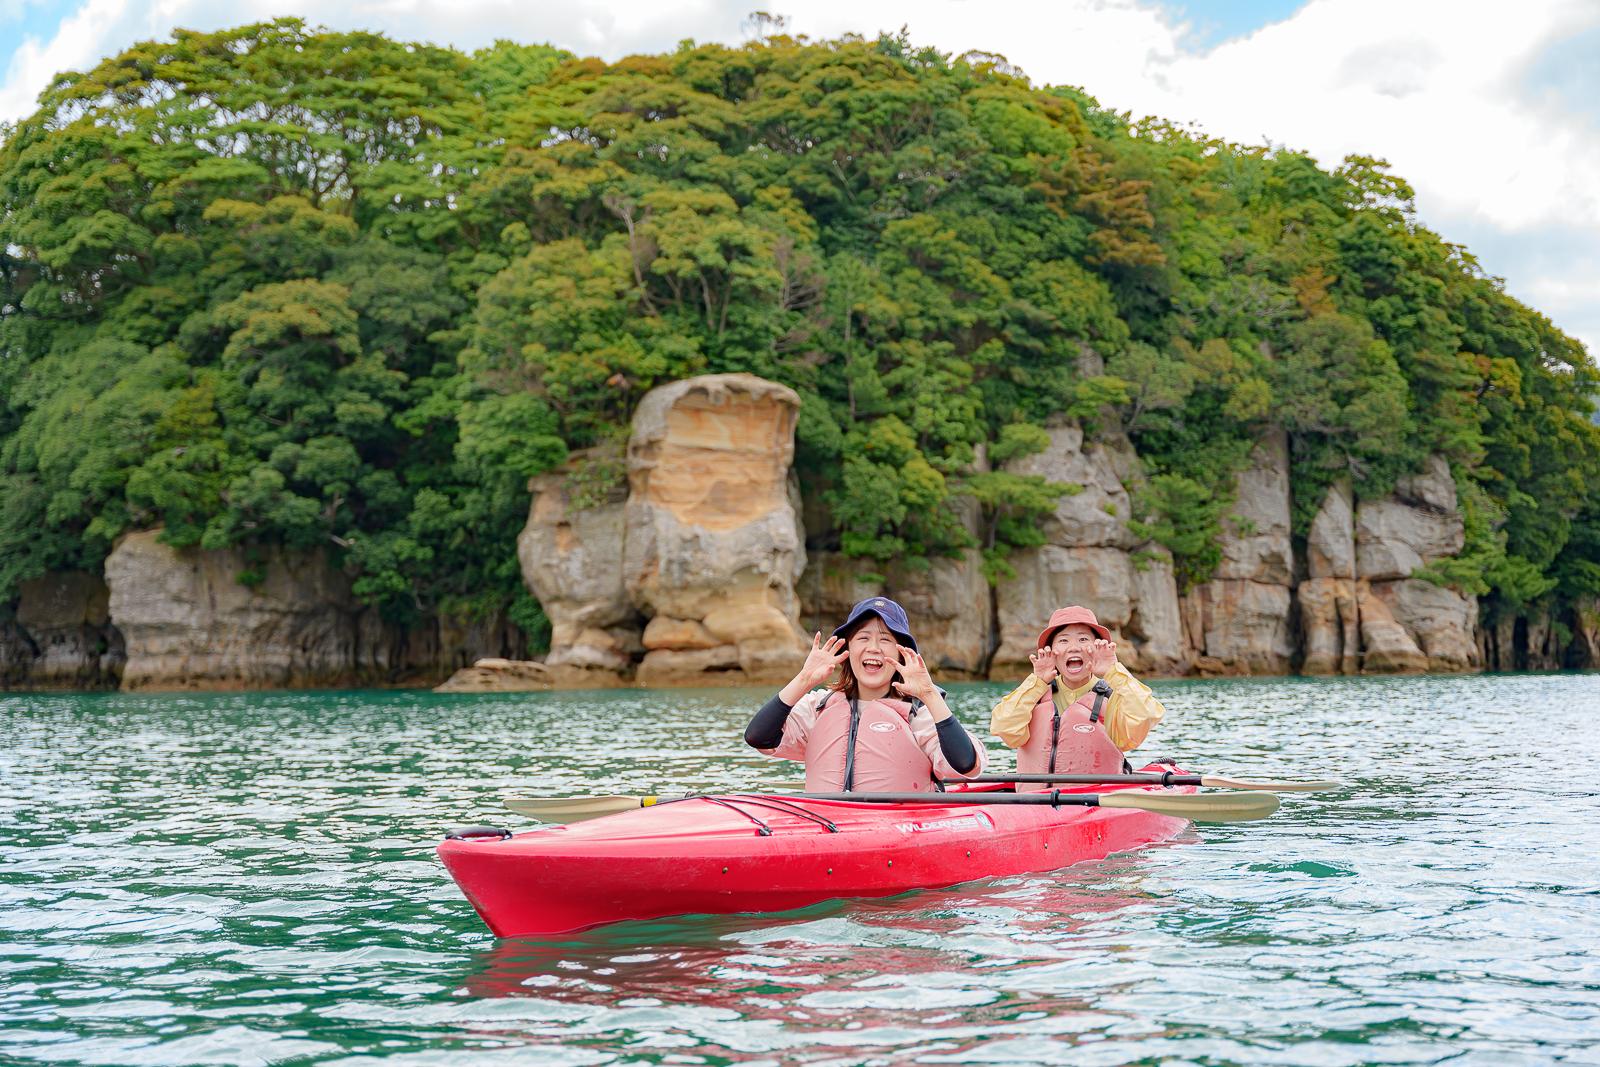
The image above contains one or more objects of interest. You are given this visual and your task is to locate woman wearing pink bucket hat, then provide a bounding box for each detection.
[988,605,1167,784]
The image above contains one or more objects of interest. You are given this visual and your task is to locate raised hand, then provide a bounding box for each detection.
[797,632,848,689]
[1029,647,1058,685]
[892,645,937,703]
[1089,637,1117,677]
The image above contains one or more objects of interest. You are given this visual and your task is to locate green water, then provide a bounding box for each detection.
[3,674,1598,1065]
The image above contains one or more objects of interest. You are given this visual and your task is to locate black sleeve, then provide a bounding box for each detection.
[935,717,978,774]
[744,693,793,749]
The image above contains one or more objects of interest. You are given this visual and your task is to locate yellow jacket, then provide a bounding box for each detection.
[989,664,1166,753]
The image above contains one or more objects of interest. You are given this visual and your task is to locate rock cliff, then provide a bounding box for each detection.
[12,371,1574,693]
[516,447,640,685]
[0,531,525,692]
[10,572,123,688]
[1182,430,1296,675]
[517,373,809,688]
[1296,455,1479,674]
[106,530,363,690]
[993,424,1186,678]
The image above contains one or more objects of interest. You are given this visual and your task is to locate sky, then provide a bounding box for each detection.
[1,0,1596,361]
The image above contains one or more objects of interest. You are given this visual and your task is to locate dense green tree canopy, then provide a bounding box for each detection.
[2,19,1596,639]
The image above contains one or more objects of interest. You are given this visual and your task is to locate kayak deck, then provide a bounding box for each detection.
[439,776,1195,937]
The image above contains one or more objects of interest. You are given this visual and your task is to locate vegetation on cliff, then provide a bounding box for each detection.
[2,19,1596,641]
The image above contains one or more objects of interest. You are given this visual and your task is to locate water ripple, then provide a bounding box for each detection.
[2,674,1599,1063]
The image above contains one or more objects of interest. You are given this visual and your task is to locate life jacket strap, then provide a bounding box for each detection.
[1088,679,1112,723]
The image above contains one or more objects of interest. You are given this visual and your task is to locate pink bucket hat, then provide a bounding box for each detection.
[1037,605,1110,649]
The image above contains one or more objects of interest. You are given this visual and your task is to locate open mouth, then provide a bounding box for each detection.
[860,654,888,674]
[1062,654,1086,672]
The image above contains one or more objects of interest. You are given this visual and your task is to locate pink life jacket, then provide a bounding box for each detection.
[803,691,940,793]
[1015,680,1127,784]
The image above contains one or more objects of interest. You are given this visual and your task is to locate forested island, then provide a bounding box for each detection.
[2,19,1597,690]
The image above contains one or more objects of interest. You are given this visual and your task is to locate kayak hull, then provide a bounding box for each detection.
[439,777,1195,938]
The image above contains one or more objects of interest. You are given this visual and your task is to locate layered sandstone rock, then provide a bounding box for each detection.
[1005,423,1136,550]
[12,572,123,688]
[1183,579,1295,675]
[517,448,639,684]
[1354,582,1429,673]
[990,423,1185,678]
[1183,431,1295,674]
[1370,579,1478,672]
[995,545,1137,674]
[106,531,360,690]
[1355,456,1464,580]
[1127,552,1187,674]
[800,496,994,680]
[1307,480,1356,580]
[1294,460,1479,675]
[624,374,808,686]
[1295,576,1359,676]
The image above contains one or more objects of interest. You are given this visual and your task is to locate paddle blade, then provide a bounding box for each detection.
[1200,775,1339,793]
[1099,789,1279,822]
[504,795,658,822]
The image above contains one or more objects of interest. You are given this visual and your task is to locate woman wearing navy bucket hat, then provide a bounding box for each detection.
[743,597,987,792]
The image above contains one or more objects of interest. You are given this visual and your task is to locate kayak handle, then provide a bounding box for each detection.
[444,825,513,842]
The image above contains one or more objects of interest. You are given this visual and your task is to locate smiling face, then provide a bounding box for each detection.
[1049,623,1100,687]
[844,615,902,699]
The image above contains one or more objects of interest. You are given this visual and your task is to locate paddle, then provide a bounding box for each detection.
[505,788,1278,824]
[957,773,1337,792]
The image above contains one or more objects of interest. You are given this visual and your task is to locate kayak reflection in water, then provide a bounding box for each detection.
[743,596,987,792]
[989,605,1167,786]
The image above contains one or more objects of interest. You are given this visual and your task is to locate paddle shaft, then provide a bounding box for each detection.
[961,772,1205,786]
[506,785,1282,823]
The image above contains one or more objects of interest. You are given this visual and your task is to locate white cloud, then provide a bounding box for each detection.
[1,0,1595,356]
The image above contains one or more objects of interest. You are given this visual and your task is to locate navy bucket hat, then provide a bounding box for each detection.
[831,596,917,652]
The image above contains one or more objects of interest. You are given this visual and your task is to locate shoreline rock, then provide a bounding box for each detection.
[11,373,1590,692]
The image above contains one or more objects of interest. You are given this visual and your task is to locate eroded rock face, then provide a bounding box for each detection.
[994,546,1135,676]
[800,547,1054,683]
[433,657,622,692]
[1296,577,1359,676]
[1184,432,1296,674]
[1,616,35,688]
[1005,423,1136,549]
[1355,583,1428,674]
[1296,457,1478,675]
[1127,552,1187,674]
[1307,480,1355,579]
[106,531,360,690]
[1356,456,1464,581]
[1183,579,1295,675]
[517,449,639,682]
[12,572,123,688]
[1570,599,1600,669]
[624,374,808,686]
[989,423,1185,678]
[1369,579,1478,672]
[1214,430,1294,586]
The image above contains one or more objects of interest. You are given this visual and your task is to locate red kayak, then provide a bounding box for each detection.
[438,773,1197,938]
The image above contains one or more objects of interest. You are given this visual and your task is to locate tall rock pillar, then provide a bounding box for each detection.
[624,374,809,686]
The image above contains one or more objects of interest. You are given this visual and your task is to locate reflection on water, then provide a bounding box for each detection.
[2,673,1599,1064]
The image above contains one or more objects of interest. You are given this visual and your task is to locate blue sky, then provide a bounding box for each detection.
[1164,0,1309,49]
[0,0,67,69]
[0,0,1595,360]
